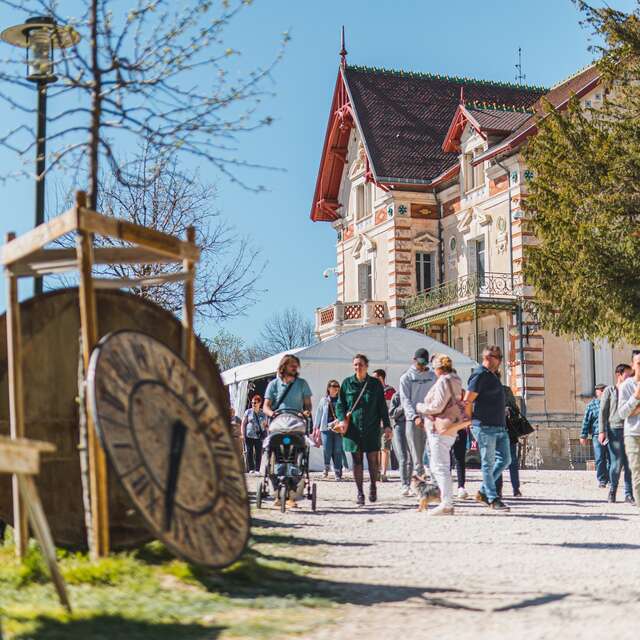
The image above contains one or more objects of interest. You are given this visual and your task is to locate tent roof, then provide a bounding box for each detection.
[221,326,477,384]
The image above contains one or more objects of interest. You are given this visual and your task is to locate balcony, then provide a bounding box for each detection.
[315,301,387,341]
[404,272,518,325]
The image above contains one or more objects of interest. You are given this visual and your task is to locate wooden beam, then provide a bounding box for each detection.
[0,209,78,266]
[182,226,196,369]
[5,232,28,559]
[10,247,183,277]
[75,193,109,559]
[80,208,200,261]
[92,270,193,290]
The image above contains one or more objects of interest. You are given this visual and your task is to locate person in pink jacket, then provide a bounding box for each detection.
[417,354,464,515]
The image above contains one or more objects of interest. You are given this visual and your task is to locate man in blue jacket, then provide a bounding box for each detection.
[580,384,609,488]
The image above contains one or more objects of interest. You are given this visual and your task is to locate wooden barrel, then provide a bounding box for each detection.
[0,288,228,549]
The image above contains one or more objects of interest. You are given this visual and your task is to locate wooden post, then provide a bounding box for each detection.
[5,232,28,559]
[75,191,109,558]
[182,226,196,369]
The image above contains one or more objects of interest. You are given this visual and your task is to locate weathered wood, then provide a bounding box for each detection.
[18,474,72,612]
[0,288,229,549]
[10,247,183,277]
[92,270,193,290]
[0,443,40,475]
[88,331,249,568]
[79,209,200,262]
[75,204,110,560]
[0,209,77,266]
[182,226,196,369]
[5,232,28,559]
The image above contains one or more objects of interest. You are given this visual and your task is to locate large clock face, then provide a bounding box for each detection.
[87,330,249,568]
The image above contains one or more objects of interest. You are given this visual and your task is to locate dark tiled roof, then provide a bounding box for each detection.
[466,106,534,134]
[477,64,601,160]
[343,65,547,183]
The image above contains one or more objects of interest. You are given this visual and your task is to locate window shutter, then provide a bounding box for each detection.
[358,262,372,301]
[467,240,477,274]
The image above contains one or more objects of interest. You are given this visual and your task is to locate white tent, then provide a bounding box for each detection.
[223,325,478,418]
[222,326,477,471]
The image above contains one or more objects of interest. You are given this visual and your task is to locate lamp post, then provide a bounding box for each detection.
[1,17,79,295]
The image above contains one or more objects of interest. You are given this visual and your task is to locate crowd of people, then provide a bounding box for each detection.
[231,345,640,515]
[233,345,536,514]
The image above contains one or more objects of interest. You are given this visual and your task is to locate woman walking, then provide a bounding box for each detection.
[417,354,464,515]
[451,428,469,499]
[314,380,344,480]
[241,396,267,475]
[336,354,392,505]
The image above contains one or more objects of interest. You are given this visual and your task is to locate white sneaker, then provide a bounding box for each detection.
[401,486,411,497]
[457,487,469,499]
[429,504,454,516]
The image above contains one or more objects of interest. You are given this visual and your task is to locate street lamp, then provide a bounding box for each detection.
[1,17,80,295]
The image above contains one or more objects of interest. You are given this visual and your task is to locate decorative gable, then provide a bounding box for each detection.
[414,230,439,247]
[352,232,376,260]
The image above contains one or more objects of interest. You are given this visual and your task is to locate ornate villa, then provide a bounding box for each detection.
[310,48,635,467]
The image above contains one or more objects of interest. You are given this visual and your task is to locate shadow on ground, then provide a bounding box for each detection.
[2,615,222,640]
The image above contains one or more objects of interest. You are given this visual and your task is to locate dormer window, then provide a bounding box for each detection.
[464,148,485,193]
[353,182,373,220]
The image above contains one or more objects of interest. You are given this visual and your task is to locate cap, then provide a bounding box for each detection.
[594,383,606,391]
[414,347,429,365]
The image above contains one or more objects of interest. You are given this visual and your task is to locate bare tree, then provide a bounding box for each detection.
[0,0,288,209]
[255,307,315,356]
[204,328,250,371]
[91,144,263,320]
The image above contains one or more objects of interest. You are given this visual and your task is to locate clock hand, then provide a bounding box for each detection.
[164,419,187,532]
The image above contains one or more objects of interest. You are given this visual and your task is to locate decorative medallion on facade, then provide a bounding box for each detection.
[398,204,408,215]
[511,170,519,184]
[449,237,457,251]
[387,204,394,217]
[524,169,534,181]
[497,216,507,232]
[474,207,491,227]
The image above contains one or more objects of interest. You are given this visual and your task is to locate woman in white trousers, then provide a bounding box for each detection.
[417,354,464,515]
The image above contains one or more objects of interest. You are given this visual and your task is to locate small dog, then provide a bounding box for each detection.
[411,475,441,512]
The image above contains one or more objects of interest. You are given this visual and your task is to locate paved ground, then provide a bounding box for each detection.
[251,469,640,640]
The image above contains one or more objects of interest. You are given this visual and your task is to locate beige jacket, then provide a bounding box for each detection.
[416,373,463,423]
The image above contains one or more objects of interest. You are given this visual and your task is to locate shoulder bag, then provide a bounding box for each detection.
[433,378,472,436]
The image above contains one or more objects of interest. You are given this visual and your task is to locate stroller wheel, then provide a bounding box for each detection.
[279,485,287,513]
[256,481,264,509]
[311,482,317,512]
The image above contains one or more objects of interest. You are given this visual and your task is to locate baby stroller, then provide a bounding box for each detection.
[255,409,317,513]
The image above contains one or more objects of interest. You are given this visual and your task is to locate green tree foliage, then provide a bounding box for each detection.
[523,2,640,342]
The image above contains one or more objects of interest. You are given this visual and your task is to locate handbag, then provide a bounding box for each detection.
[433,378,471,436]
[508,408,534,438]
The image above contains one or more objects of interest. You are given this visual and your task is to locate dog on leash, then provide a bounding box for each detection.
[411,475,441,512]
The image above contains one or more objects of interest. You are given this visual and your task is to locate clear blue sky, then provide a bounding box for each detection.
[0,0,635,344]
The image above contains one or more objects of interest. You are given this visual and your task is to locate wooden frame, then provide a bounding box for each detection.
[3,191,200,560]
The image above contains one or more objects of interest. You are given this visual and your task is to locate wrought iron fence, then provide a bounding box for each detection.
[404,272,515,317]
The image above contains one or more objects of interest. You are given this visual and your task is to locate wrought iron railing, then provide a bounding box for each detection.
[404,272,516,318]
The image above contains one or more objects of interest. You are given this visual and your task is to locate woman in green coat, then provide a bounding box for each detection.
[336,353,392,505]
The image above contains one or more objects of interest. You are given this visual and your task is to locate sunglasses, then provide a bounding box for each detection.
[329,384,340,388]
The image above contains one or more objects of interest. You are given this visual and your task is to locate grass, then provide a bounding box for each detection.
[0,522,339,640]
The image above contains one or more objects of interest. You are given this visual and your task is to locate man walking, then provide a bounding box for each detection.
[373,369,395,482]
[617,352,640,509]
[580,384,609,488]
[599,364,635,504]
[464,345,511,512]
[399,348,436,480]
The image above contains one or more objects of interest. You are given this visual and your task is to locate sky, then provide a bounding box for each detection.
[0,0,636,345]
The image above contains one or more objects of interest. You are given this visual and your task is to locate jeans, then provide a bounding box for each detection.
[321,430,344,475]
[608,428,633,498]
[624,435,640,507]
[451,429,468,488]
[496,441,520,496]
[472,425,512,503]
[245,437,262,472]
[406,420,427,477]
[392,421,412,487]
[592,434,610,485]
[427,430,456,507]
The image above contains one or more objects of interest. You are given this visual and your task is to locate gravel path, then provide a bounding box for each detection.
[253,469,640,640]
